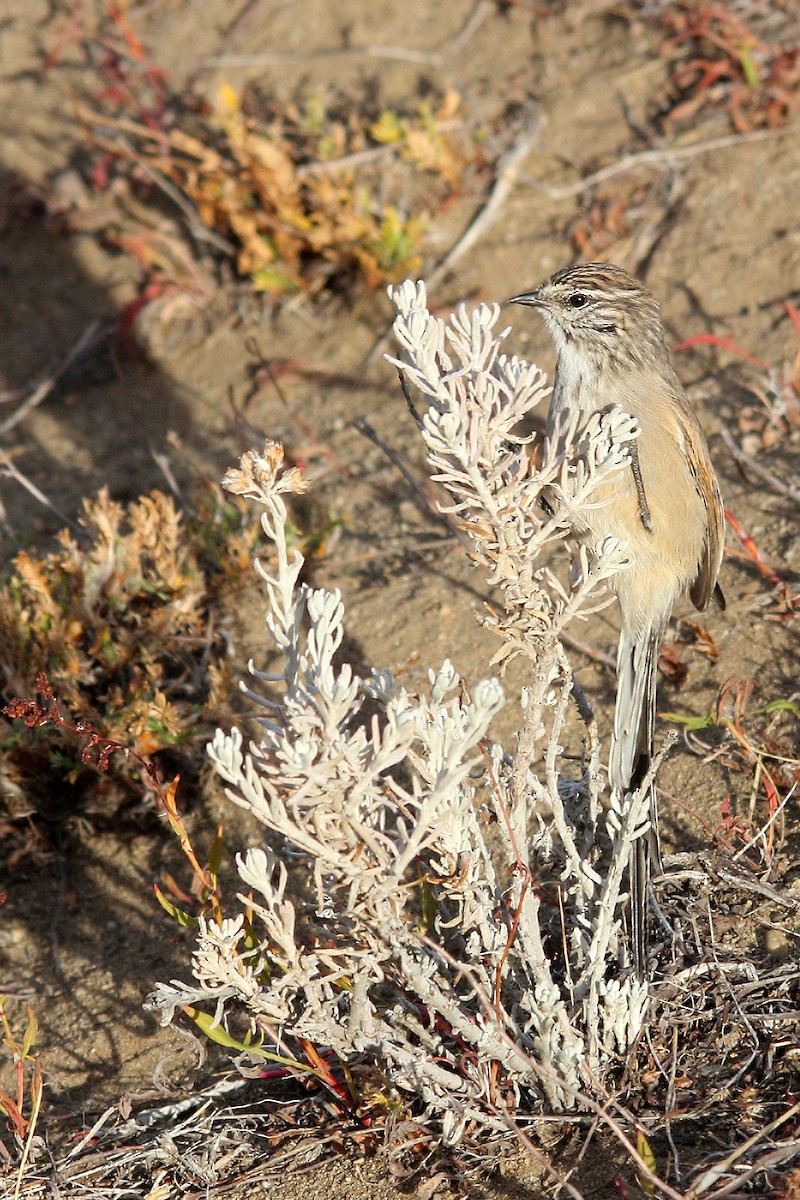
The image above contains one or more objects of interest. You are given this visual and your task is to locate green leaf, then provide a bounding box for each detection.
[370,110,405,145]
[659,710,715,730]
[154,883,199,930]
[21,1006,38,1060]
[207,827,224,878]
[764,699,800,718]
[738,46,761,90]
[251,267,298,294]
[181,1005,318,1074]
[637,1129,656,1194]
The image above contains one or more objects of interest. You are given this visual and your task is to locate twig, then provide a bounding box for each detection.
[120,1077,249,1134]
[703,1142,800,1200]
[719,426,800,505]
[731,781,796,862]
[116,140,235,255]
[297,142,401,178]
[688,1100,800,1197]
[521,124,799,203]
[713,864,799,907]
[366,116,541,365]
[0,320,105,438]
[216,0,301,56]
[560,630,615,670]
[495,1113,586,1200]
[0,488,15,543]
[241,339,354,478]
[196,0,493,69]
[64,1106,118,1159]
[151,447,183,500]
[724,506,787,590]
[663,1024,682,1184]
[426,116,542,294]
[353,416,458,535]
[0,447,86,538]
[296,120,467,179]
[12,1064,43,1200]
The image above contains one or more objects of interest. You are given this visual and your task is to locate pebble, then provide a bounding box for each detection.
[764,927,790,959]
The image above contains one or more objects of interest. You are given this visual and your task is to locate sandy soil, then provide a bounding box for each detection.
[1,1,799,1196]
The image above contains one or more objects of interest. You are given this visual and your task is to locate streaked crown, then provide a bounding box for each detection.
[510,263,668,369]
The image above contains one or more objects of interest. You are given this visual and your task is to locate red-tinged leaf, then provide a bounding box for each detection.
[0,1090,27,1139]
[658,642,689,683]
[673,333,768,369]
[90,155,112,192]
[724,508,785,588]
[763,773,779,815]
[108,2,148,65]
[778,299,800,341]
[297,1037,353,1106]
[117,295,151,357]
[778,300,800,394]
[160,872,195,904]
[117,279,171,358]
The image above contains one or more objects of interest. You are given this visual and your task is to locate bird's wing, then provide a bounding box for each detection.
[675,403,725,612]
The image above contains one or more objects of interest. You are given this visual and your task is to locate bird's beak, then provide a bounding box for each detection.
[507,289,544,308]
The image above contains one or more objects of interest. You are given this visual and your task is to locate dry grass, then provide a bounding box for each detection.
[0,482,256,855]
[2,859,798,1198]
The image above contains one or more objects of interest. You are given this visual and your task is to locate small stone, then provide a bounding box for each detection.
[397,500,419,524]
[764,927,790,959]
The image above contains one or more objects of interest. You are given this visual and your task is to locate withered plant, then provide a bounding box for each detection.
[60,1,477,300]
[0,484,254,836]
[655,2,800,133]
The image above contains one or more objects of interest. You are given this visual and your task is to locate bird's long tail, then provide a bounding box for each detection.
[610,622,665,976]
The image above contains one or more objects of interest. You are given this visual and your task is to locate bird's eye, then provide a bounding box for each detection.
[568,292,588,308]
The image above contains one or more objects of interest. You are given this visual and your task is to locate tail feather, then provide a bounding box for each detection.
[610,625,664,976]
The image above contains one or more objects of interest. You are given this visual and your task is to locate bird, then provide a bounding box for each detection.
[509,262,725,974]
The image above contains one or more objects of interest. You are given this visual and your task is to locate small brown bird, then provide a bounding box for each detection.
[510,263,725,973]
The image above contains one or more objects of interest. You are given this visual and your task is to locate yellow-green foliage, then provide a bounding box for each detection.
[83,79,472,295]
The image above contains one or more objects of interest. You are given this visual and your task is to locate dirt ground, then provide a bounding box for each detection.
[1,0,800,1196]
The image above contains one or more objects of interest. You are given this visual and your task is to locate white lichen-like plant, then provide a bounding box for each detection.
[148,281,656,1135]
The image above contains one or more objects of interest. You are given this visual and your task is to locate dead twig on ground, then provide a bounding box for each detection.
[559,631,615,671]
[216,0,301,57]
[689,1100,800,1197]
[197,0,493,69]
[365,116,541,364]
[240,340,354,478]
[0,448,86,538]
[425,117,542,294]
[521,124,799,203]
[0,321,106,438]
[720,426,800,506]
[353,416,459,535]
